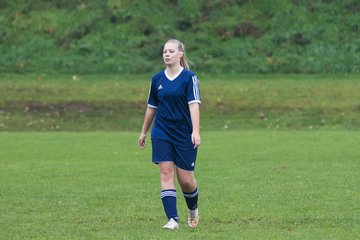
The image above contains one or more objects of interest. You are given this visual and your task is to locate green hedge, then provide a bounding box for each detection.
[0,0,359,74]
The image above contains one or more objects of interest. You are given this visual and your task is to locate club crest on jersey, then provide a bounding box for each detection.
[158,84,163,90]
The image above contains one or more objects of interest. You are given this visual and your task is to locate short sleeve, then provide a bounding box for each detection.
[147,79,158,108]
[187,75,201,104]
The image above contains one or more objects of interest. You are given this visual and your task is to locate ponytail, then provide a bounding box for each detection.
[180,54,190,70]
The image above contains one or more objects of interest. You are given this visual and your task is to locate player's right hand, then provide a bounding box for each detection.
[138,133,147,150]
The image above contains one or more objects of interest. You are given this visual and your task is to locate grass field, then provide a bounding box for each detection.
[1,131,359,239]
[1,73,360,131]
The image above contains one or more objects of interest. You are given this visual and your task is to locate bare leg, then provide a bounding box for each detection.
[159,162,176,190]
[176,167,197,192]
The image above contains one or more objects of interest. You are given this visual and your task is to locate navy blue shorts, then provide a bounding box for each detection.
[151,139,198,171]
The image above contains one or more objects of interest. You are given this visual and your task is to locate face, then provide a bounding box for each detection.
[163,42,183,66]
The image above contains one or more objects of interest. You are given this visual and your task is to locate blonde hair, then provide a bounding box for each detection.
[165,39,190,70]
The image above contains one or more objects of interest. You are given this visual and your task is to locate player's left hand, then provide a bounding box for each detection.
[191,132,201,148]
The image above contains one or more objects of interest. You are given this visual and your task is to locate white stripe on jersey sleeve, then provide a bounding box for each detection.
[146,80,152,104]
[192,76,200,101]
[192,76,197,100]
[146,80,158,108]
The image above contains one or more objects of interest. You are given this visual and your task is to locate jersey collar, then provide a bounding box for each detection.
[164,67,184,81]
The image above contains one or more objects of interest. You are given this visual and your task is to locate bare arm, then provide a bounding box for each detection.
[189,103,201,148]
[138,106,156,149]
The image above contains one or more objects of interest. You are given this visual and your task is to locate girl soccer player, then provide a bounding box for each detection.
[138,39,201,230]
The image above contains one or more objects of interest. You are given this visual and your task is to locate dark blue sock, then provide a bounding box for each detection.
[183,188,198,210]
[161,189,178,222]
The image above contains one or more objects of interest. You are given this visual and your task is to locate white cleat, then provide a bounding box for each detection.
[188,208,199,228]
[162,218,179,230]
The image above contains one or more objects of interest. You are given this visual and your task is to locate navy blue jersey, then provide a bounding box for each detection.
[147,68,201,145]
